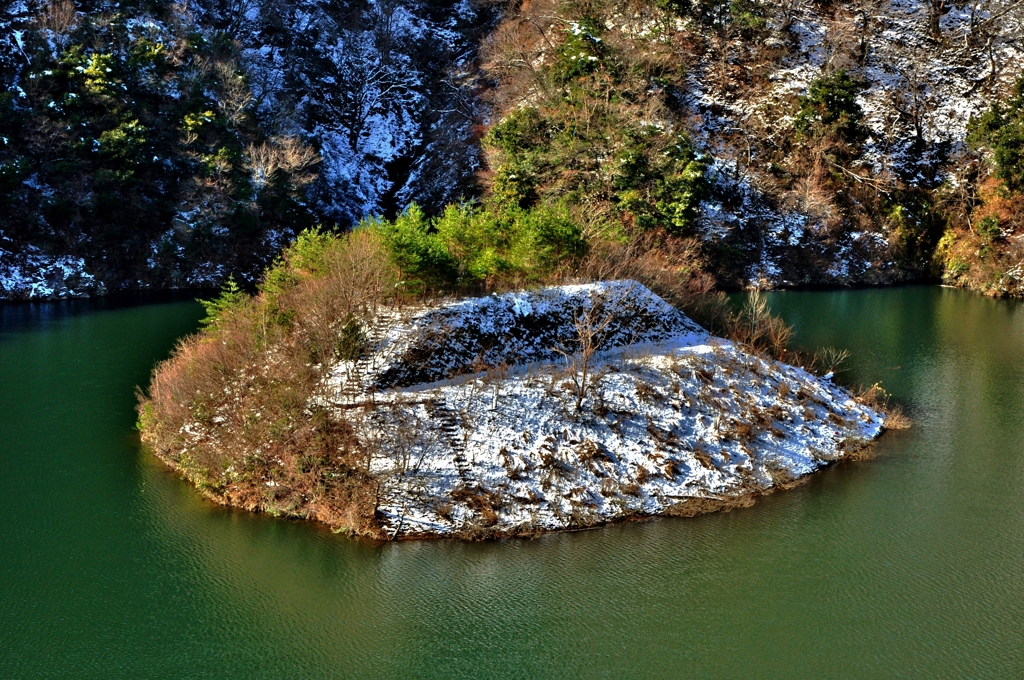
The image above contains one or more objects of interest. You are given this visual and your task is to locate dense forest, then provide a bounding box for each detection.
[3,0,1024,298]
[0,0,491,295]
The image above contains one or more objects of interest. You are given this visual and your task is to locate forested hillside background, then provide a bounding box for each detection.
[3,0,1024,298]
[0,0,491,295]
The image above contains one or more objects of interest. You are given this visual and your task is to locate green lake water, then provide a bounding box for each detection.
[1,286,1022,677]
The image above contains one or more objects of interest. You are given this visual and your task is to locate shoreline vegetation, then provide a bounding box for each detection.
[137,222,903,540]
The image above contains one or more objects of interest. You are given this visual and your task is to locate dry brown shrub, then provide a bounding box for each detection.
[777,381,790,399]
[598,478,618,497]
[665,494,755,517]
[728,419,757,443]
[37,0,78,49]
[880,404,911,430]
[450,485,503,526]
[764,457,799,486]
[138,230,399,537]
[730,290,794,360]
[854,382,911,430]
[620,482,641,497]
[691,446,714,469]
[635,465,655,485]
[244,136,320,191]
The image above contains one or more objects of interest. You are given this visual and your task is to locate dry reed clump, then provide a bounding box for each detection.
[138,229,399,537]
[664,494,756,518]
[855,382,912,430]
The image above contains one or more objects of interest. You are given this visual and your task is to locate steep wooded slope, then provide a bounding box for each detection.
[5,0,1024,298]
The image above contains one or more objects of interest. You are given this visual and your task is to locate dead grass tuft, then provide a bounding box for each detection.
[881,404,912,430]
[855,382,912,430]
[691,446,714,469]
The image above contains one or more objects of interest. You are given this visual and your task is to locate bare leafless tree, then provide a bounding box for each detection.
[221,0,263,36]
[926,0,950,40]
[775,0,801,33]
[887,60,931,149]
[845,0,886,64]
[214,61,253,128]
[244,136,320,193]
[38,0,78,53]
[553,290,619,412]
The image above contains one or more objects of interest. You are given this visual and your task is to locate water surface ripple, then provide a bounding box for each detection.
[1,287,1022,677]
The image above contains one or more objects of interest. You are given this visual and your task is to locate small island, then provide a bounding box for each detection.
[320,281,885,538]
[138,231,890,540]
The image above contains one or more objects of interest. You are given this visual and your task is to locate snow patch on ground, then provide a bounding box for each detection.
[321,282,885,538]
[327,280,707,394]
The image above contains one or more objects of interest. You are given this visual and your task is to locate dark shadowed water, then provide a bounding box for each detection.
[1,287,1022,677]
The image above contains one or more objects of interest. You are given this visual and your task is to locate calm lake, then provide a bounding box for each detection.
[1,286,1022,677]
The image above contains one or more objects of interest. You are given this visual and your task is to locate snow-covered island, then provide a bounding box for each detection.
[316,281,886,539]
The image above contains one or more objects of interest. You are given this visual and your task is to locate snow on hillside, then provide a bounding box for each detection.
[775,1,1024,176]
[690,0,1024,287]
[1,0,490,300]
[321,282,885,538]
[0,1,35,88]
[189,0,488,225]
[7,1,1013,299]
[0,240,97,299]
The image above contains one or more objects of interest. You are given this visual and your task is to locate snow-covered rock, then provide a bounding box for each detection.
[327,280,707,393]
[323,281,886,538]
[0,243,98,299]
